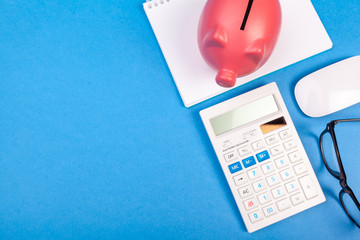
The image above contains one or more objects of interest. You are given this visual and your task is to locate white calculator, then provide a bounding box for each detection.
[200,82,325,233]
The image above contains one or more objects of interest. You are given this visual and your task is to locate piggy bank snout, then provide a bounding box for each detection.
[216,69,237,88]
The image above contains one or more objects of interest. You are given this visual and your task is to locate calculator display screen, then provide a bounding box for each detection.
[210,95,279,136]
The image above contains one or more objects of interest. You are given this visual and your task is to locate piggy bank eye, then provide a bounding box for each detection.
[240,0,254,30]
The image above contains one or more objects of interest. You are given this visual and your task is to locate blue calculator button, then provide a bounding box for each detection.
[242,156,256,168]
[256,150,270,162]
[228,162,242,174]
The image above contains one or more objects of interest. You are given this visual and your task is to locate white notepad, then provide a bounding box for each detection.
[143,0,332,107]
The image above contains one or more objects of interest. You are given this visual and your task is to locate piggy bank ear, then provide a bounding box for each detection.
[202,25,228,48]
[245,39,266,64]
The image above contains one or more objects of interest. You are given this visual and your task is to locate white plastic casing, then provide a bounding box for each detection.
[200,82,325,233]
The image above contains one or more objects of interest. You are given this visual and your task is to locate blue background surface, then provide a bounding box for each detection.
[1,0,360,239]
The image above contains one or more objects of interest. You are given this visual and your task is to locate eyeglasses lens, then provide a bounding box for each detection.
[334,121,360,189]
[321,131,340,175]
[341,192,360,227]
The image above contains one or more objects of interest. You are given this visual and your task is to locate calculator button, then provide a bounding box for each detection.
[279,129,292,140]
[257,191,272,205]
[252,140,265,151]
[252,179,267,193]
[280,168,295,182]
[283,139,297,151]
[247,167,262,180]
[233,173,248,186]
[224,151,239,162]
[242,156,257,168]
[262,204,277,217]
[256,150,270,162]
[248,210,263,223]
[290,192,305,205]
[299,175,318,199]
[269,145,284,156]
[293,162,307,175]
[271,186,286,199]
[238,145,252,157]
[285,180,299,193]
[244,197,258,210]
[265,134,279,145]
[288,151,302,163]
[274,156,289,169]
[239,185,253,199]
[261,162,276,175]
[228,161,243,174]
[276,198,291,211]
[266,173,281,187]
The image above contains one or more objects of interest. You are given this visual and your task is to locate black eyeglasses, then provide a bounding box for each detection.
[319,119,360,228]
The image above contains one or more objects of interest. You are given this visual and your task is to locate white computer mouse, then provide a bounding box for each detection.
[295,56,360,117]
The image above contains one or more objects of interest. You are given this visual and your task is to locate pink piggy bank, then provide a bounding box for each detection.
[198,0,282,87]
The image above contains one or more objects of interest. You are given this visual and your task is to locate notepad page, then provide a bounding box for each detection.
[143,0,332,107]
